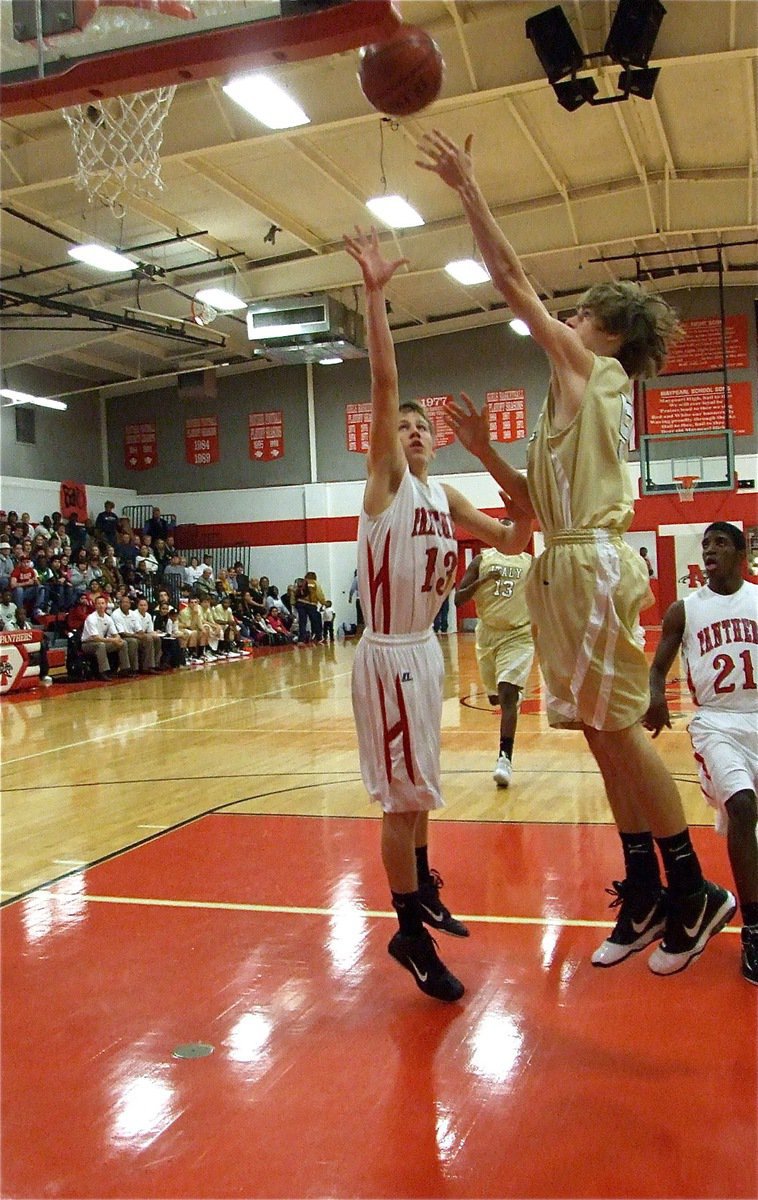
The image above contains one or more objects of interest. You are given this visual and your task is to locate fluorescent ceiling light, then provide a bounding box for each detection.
[445,258,491,285]
[0,388,67,410]
[318,357,343,365]
[365,195,425,229]
[68,244,137,272]
[222,74,309,129]
[509,318,531,336]
[194,288,247,311]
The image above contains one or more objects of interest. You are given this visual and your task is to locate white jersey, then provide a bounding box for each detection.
[357,467,458,636]
[682,582,758,721]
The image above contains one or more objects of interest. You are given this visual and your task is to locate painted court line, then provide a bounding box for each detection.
[47,892,738,934]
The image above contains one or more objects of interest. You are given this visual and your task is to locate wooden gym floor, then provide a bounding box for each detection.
[1,634,755,1199]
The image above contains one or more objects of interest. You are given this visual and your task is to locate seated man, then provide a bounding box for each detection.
[212,595,243,655]
[177,596,207,663]
[10,553,43,616]
[110,595,141,674]
[194,567,217,602]
[131,596,161,672]
[81,594,130,679]
[153,602,186,668]
[199,595,224,656]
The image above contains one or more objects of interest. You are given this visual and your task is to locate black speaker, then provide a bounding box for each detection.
[526,5,584,85]
[605,0,666,68]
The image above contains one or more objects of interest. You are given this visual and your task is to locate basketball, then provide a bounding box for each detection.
[358,25,444,118]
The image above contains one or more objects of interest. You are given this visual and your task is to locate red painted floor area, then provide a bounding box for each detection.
[3,816,755,1199]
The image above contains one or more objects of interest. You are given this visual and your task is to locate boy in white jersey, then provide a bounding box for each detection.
[455,539,534,788]
[644,523,757,984]
[344,227,532,1003]
[416,130,734,976]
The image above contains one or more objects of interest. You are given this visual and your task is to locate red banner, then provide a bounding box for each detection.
[185,415,219,466]
[346,403,372,453]
[646,381,754,436]
[59,480,87,519]
[418,395,455,448]
[660,314,749,375]
[486,389,527,442]
[248,411,284,461]
[124,422,157,471]
[0,628,42,694]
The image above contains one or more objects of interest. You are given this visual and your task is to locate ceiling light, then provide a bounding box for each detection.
[509,318,531,336]
[0,388,67,410]
[318,357,343,365]
[445,259,491,285]
[222,74,309,129]
[68,244,137,272]
[194,288,247,311]
[365,195,425,229]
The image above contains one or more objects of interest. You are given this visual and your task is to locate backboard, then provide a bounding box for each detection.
[639,428,735,496]
[0,0,401,115]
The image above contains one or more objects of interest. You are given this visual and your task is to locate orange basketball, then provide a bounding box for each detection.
[358,25,444,118]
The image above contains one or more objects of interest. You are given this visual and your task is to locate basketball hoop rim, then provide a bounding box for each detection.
[673,474,699,502]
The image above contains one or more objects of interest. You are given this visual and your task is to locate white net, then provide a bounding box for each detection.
[62,86,176,211]
[674,477,698,503]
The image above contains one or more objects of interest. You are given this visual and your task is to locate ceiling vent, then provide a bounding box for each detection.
[246,295,365,363]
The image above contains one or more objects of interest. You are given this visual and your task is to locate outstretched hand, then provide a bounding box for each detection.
[641,700,672,739]
[444,392,491,457]
[416,129,474,189]
[343,226,408,291]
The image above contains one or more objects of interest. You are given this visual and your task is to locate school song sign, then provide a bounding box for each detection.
[486,389,527,442]
[185,415,219,466]
[660,314,749,375]
[124,422,157,471]
[248,411,284,460]
[646,381,754,436]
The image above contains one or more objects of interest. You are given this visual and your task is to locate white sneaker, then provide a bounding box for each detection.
[493,753,512,788]
[40,676,53,687]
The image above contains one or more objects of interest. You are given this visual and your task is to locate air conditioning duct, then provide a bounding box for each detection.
[246,295,365,364]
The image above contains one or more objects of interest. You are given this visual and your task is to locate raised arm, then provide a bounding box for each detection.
[443,484,532,557]
[343,226,409,515]
[444,393,534,517]
[642,600,686,737]
[416,130,587,375]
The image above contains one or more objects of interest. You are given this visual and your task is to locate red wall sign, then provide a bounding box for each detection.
[124,422,157,471]
[185,415,219,466]
[646,381,754,436]
[346,402,372,453]
[660,314,749,375]
[417,395,455,448]
[59,480,87,519]
[486,389,527,442]
[248,411,284,461]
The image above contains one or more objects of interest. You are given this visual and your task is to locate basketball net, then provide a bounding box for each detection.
[62,86,176,212]
[674,475,699,503]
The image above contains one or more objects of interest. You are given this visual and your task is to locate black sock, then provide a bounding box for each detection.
[742,902,758,927]
[620,831,661,890]
[415,846,431,887]
[392,891,423,937]
[655,831,704,898]
[500,737,514,760]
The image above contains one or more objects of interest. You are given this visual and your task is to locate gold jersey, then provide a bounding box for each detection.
[474,549,532,632]
[526,354,635,535]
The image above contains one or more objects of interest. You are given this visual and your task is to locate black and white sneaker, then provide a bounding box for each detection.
[741,925,758,986]
[648,880,736,976]
[591,880,667,967]
[388,929,465,1002]
[417,870,470,938]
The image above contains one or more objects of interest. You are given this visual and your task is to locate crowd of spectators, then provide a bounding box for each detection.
[0,503,338,685]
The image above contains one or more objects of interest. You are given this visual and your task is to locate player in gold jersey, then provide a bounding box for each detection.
[417,130,735,977]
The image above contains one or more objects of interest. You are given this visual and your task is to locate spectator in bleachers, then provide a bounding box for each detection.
[0,589,16,627]
[34,550,53,608]
[144,507,169,542]
[81,594,130,680]
[216,567,234,597]
[33,515,53,541]
[110,596,141,674]
[115,530,137,569]
[152,538,170,579]
[201,553,215,579]
[55,522,72,558]
[132,560,155,601]
[164,532,178,558]
[10,552,43,615]
[264,585,293,629]
[177,596,207,662]
[265,607,295,643]
[66,513,87,555]
[185,556,203,587]
[0,541,13,591]
[70,549,100,599]
[194,567,217,602]
[163,554,185,593]
[95,501,120,545]
[136,543,159,575]
[48,555,74,615]
[248,577,268,618]
[100,552,124,595]
[47,533,63,559]
[233,561,249,594]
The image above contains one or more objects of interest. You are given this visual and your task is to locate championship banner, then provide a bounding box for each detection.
[248,411,284,461]
[124,422,157,471]
[346,402,372,453]
[185,415,219,466]
[646,381,754,436]
[0,628,42,694]
[660,314,749,375]
[418,395,455,448]
[59,480,87,519]
[486,389,527,443]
